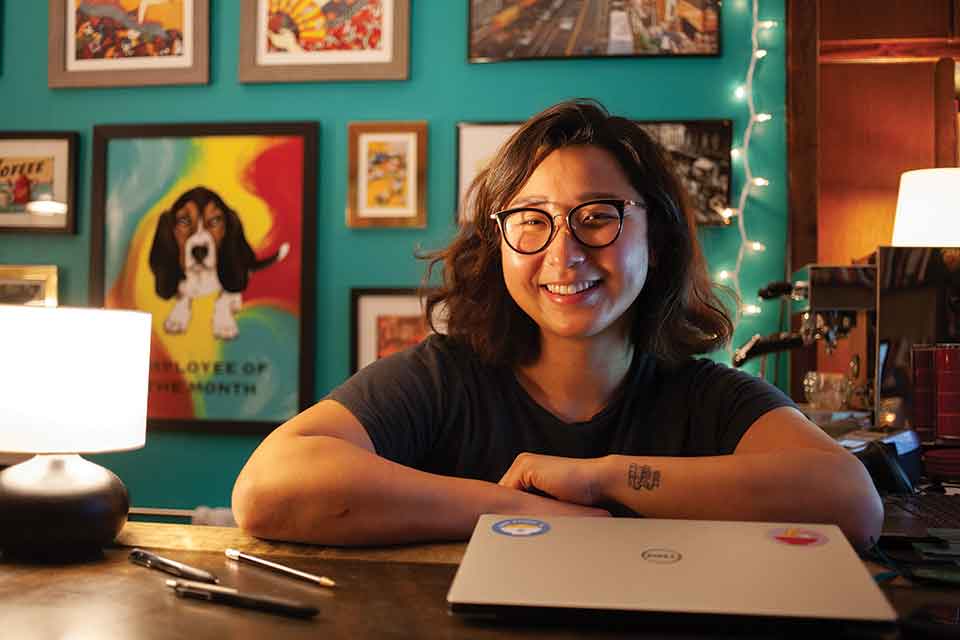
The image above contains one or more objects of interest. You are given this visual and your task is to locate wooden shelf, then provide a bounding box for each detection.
[821,37,960,63]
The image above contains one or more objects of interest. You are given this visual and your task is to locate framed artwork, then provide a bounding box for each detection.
[238,0,409,83]
[351,288,445,373]
[456,122,520,225]
[90,122,318,433]
[48,0,209,88]
[347,121,427,228]
[0,132,77,234]
[638,119,732,226]
[468,0,720,62]
[0,265,58,307]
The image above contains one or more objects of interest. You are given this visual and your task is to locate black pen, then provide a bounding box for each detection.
[165,579,319,619]
[129,548,219,584]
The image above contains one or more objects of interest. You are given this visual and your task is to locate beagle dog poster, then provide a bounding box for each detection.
[91,122,317,432]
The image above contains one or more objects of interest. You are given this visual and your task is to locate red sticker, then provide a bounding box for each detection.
[768,527,828,547]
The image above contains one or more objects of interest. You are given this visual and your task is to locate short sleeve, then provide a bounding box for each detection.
[687,360,798,454]
[326,335,453,467]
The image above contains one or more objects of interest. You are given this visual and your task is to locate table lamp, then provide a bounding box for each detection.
[0,306,151,559]
[892,168,960,246]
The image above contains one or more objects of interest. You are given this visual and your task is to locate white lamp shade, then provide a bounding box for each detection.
[892,168,960,246]
[0,306,151,454]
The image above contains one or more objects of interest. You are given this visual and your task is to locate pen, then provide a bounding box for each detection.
[165,579,319,619]
[129,548,219,584]
[225,548,336,588]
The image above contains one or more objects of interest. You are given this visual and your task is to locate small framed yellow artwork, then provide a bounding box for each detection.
[347,121,427,229]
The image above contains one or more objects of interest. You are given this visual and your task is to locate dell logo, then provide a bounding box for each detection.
[641,548,682,564]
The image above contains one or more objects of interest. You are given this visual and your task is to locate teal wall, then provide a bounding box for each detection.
[0,1,788,510]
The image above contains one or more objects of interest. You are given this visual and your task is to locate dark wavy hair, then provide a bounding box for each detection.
[423,99,733,367]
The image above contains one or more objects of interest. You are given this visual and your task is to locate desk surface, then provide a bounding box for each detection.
[1,521,957,639]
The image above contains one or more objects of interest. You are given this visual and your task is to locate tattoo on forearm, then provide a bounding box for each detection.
[627,464,661,491]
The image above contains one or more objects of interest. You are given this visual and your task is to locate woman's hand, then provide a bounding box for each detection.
[499,452,610,506]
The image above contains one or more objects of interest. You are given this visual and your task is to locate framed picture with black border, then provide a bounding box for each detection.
[637,119,733,226]
[351,287,444,373]
[468,0,721,63]
[0,131,77,234]
[90,121,317,433]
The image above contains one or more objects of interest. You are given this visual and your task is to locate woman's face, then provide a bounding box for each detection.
[499,145,650,345]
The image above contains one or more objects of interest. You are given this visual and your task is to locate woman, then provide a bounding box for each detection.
[232,99,882,549]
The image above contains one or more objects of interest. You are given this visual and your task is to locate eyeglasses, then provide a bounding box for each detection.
[490,198,643,255]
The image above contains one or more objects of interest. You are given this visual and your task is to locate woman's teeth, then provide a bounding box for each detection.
[543,281,599,295]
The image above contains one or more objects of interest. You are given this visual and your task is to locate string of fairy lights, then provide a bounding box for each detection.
[717,0,778,358]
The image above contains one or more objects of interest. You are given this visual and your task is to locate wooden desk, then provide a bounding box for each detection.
[0,522,955,639]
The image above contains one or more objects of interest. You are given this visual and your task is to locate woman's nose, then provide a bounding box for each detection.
[544,216,586,267]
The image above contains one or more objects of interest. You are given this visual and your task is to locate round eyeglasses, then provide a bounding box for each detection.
[490,199,643,255]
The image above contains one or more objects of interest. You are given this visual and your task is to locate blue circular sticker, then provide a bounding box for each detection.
[492,518,551,537]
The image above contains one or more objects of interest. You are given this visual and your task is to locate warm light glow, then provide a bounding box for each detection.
[718,270,731,281]
[730,147,742,159]
[721,208,735,220]
[755,113,772,122]
[749,241,766,252]
[760,20,778,29]
[755,49,768,59]
[734,85,746,99]
[742,304,762,316]
[892,168,960,246]
[752,177,770,186]
[0,307,151,454]
[25,200,68,216]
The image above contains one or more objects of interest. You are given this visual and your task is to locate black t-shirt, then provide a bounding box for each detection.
[328,335,796,482]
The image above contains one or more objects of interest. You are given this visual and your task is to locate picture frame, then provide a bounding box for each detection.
[468,0,720,62]
[48,0,209,88]
[0,131,78,234]
[0,265,58,307]
[456,121,520,225]
[637,119,732,226]
[238,0,409,83]
[347,121,427,228]
[90,121,318,433]
[351,287,444,373]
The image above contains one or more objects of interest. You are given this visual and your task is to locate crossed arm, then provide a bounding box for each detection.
[232,402,882,550]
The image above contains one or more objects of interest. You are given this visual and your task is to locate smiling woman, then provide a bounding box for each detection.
[232,99,883,551]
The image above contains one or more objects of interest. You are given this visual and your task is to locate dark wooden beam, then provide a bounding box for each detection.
[820,37,960,62]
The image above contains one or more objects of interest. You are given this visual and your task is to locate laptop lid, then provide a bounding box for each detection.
[447,515,897,624]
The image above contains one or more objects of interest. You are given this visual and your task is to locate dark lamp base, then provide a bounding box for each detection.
[0,455,129,561]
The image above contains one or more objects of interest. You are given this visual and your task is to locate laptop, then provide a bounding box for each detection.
[447,515,897,626]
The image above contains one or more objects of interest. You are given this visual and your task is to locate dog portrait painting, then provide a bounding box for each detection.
[92,123,316,426]
[149,186,289,340]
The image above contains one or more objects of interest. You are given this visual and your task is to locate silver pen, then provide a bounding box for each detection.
[129,548,219,584]
[225,548,336,587]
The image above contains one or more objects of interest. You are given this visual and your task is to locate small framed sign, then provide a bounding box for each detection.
[0,132,77,234]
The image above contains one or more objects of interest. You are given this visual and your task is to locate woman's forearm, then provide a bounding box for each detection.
[232,434,602,545]
[595,450,883,550]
